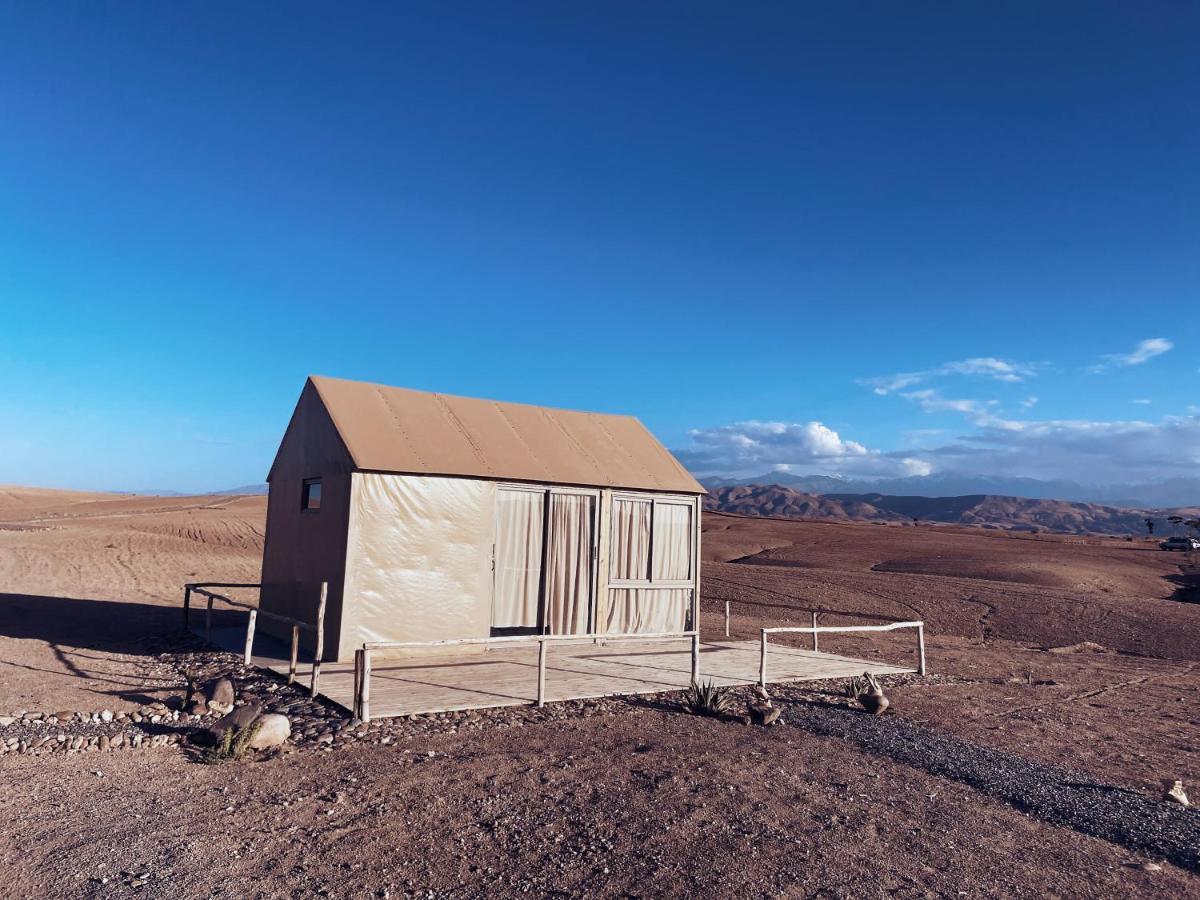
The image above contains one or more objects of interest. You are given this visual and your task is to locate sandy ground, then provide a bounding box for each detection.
[1,487,1199,897]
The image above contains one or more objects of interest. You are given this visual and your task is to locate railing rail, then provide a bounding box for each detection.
[723,598,905,644]
[758,620,926,686]
[183,581,327,697]
[353,629,700,723]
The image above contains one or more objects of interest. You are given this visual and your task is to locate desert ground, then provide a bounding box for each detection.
[1,486,1199,897]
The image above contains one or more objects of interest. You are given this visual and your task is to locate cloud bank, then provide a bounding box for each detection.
[675,413,1200,484]
[675,420,932,478]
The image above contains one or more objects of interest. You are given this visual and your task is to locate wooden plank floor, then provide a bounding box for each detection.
[204,625,914,718]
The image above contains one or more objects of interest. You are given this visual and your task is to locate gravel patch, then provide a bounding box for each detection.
[781,697,1200,872]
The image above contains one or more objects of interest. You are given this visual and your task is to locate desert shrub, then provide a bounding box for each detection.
[200,719,261,764]
[683,680,732,717]
[843,675,869,698]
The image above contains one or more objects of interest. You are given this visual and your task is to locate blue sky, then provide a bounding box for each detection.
[1,3,1196,492]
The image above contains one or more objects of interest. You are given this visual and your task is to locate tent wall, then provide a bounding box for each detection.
[259,380,355,660]
[339,472,496,659]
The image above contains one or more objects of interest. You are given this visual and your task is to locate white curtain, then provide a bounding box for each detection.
[603,588,690,634]
[652,502,692,581]
[609,498,651,581]
[492,489,544,628]
[546,493,593,634]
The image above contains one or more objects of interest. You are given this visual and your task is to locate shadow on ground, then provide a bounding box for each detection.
[0,592,245,707]
[0,592,244,653]
[1167,561,1199,603]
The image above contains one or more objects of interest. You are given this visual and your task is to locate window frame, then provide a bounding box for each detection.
[300,477,323,513]
[608,492,695,589]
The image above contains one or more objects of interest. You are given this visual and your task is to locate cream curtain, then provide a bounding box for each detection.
[492,489,544,629]
[603,588,690,634]
[545,493,593,634]
[651,502,692,581]
[609,498,651,581]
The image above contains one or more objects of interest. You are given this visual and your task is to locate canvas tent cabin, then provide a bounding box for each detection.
[258,376,705,663]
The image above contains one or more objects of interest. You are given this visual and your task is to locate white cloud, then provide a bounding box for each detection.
[1132,398,1152,405]
[675,420,931,478]
[1020,396,1038,409]
[901,389,991,417]
[1089,337,1173,372]
[861,357,1036,395]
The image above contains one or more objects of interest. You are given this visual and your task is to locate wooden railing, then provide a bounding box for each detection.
[351,630,701,723]
[724,599,825,644]
[183,582,328,697]
[758,620,926,687]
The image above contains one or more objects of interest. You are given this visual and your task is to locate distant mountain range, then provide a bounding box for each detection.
[117,484,269,497]
[699,472,1200,508]
[705,484,1200,536]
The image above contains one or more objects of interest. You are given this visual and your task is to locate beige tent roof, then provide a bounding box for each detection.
[305,375,704,494]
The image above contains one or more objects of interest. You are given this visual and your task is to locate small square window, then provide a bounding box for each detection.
[301,478,322,512]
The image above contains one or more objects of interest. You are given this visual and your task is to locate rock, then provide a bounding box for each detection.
[199,702,264,746]
[1142,862,1163,873]
[203,677,236,713]
[858,692,890,715]
[0,716,14,727]
[749,702,781,726]
[99,710,113,723]
[53,711,74,723]
[1047,641,1107,655]
[246,714,291,749]
[1164,779,1189,807]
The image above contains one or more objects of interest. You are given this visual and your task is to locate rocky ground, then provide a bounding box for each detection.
[2,488,1199,897]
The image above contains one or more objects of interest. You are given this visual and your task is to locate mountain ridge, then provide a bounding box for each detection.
[698,472,1200,508]
[704,483,1200,536]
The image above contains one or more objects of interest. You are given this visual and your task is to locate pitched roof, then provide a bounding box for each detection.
[305,375,704,494]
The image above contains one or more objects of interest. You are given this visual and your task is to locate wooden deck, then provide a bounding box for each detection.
[203,624,914,718]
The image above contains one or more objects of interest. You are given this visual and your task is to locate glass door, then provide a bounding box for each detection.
[544,492,596,635]
[491,488,544,635]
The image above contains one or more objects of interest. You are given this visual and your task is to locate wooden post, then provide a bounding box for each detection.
[288,625,299,684]
[244,609,257,666]
[536,640,547,707]
[352,649,363,720]
[361,648,371,723]
[183,585,192,633]
[724,600,730,639]
[811,611,819,652]
[310,582,327,698]
[693,495,702,637]
[690,633,700,684]
[917,623,927,676]
[205,594,213,643]
[759,630,768,688]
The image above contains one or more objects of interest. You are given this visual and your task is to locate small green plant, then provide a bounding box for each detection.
[200,719,261,764]
[843,675,869,698]
[683,680,733,717]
